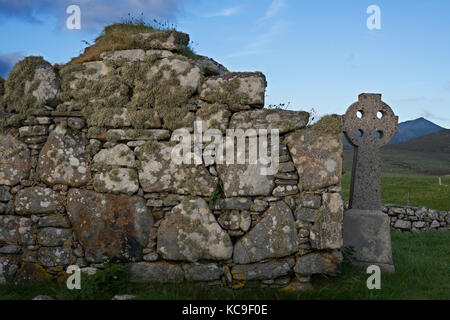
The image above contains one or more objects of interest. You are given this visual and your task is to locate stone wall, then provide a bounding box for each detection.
[0,29,344,288]
[385,205,449,232]
[344,202,449,232]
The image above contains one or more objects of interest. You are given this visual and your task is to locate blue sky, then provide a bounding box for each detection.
[1,0,449,128]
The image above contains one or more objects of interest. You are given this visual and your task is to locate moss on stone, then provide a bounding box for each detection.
[311,114,342,135]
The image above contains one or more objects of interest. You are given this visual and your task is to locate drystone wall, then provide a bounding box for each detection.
[0,29,344,288]
[343,202,449,232]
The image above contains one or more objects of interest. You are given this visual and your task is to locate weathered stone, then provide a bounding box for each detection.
[28,62,60,104]
[412,221,426,228]
[93,144,136,167]
[430,220,440,229]
[343,94,398,210]
[286,115,342,191]
[37,214,71,228]
[275,179,298,186]
[146,57,202,91]
[157,198,232,262]
[137,141,217,196]
[0,186,12,202]
[182,263,224,281]
[210,198,252,210]
[0,256,19,283]
[250,200,269,212]
[229,110,309,135]
[394,220,411,230]
[310,193,343,250]
[200,72,267,107]
[196,103,231,132]
[106,129,170,142]
[297,194,321,209]
[218,210,251,232]
[196,55,228,76]
[93,168,139,195]
[0,245,22,254]
[232,260,292,281]
[129,262,184,283]
[274,172,298,180]
[19,126,48,137]
[14,187,64,215]
[0,134,31,186]
[233,201,297,264]
[138,30,190,52]
[294,251,342,276]
[272,185,299,197]
[39,247,70,267]
[37,126,91,187]
[66,189,153,263]
[0,216,34,245]
[295,208,318,222]
[37,228,71,246]
[100,49,146,61]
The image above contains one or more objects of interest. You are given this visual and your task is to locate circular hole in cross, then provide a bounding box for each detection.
[356,129,363,137]
[356,111,363,118]
[376,131,383,139]
[377,111,383,119]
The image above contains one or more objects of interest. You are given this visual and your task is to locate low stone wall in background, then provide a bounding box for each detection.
[384,205,449,232]
[344,201,449,232]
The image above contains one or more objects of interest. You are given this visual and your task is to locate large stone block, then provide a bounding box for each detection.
[286,115,343,191]
[310,193,343,250]
[229,110,309,134]
[37,228,71,247]
[93,144,136,167]
[137,141,217,196]
[93,168,139,195]
[199,72,266,108]
[0,216,34,246]
[294,251,342,276]
[343,209,394,272]
[0,135,31,186]
[232,259,293,281]
[38,126,91,187]
[66,189,153,263]
[233,201,297,264]
[182,263,224,282]
[157,198,233,262]
[129,262,184,283]
[14,187,64,215]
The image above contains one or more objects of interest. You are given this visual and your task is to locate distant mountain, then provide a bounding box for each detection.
[383,129,450,155]
[343,117,446,146]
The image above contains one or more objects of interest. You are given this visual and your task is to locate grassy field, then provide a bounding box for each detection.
[0,231,448,300]
[342,147,450,211]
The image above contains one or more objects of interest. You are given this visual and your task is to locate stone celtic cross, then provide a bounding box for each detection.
[343,93,398,210]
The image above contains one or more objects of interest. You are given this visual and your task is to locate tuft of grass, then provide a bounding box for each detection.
[69,18,195,64]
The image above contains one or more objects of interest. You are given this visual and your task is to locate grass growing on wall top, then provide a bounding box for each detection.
[0,231,448,300]
[70,17,195,64]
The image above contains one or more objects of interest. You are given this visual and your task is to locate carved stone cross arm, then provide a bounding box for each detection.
[343,93,398,210]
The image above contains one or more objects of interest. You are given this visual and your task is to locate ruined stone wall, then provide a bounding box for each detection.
[0,29,344,288]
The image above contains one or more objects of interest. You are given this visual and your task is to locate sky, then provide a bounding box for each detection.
[1,0,449,128]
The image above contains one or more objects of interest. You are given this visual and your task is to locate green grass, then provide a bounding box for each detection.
[342,172,450,211]
[342,147,450,211]
[0,231,448,300]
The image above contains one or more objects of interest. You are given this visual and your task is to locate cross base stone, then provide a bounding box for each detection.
[343,209,395,273]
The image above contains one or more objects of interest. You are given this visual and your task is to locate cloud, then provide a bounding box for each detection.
[205,6,242,18]
[0,52,23,78]
[225,20,290,58]
[0,0,185,30]
[421,110,450,123]
[262,0,284,20]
